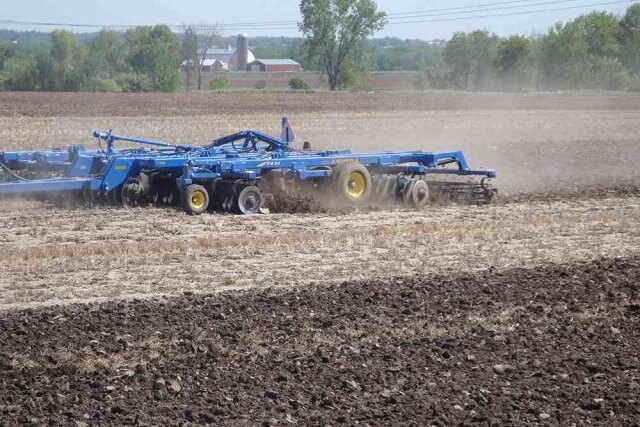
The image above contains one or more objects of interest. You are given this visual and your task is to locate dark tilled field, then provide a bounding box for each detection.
[1,258,639,426]
[1,91,639,117]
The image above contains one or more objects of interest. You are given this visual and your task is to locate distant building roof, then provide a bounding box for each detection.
[201,59,227,67]
[199,46,234,55]
[252,59,300,66]
[198,47,255,64]
[202,51,234,61]
[181,58,227,67]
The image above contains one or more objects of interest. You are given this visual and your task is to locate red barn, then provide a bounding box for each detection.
[248,59,302,73]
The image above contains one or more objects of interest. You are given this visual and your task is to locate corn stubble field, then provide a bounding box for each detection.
[1,91,639,425]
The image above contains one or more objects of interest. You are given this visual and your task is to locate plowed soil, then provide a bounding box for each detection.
[1,258,639,425]
[1,91,639,117]
[1,90,640,425]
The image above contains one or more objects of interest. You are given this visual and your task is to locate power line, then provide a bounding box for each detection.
[388,0,575,15]
[0,0,634,31]
[385,0,585,19]
[193,0,590,28]
[386,0,634,25]
[0,0,602,29]
[212,0,636,29]
[187,0,590,26]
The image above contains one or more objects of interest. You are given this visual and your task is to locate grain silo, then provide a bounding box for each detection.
[236,33,249,71]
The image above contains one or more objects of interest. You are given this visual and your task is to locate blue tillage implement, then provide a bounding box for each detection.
[0,118,497,215]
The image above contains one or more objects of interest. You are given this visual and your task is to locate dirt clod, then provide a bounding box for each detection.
[493,364,516,375]
[0,257,638,424]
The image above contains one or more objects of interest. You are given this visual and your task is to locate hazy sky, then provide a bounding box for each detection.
[0,0,634,40]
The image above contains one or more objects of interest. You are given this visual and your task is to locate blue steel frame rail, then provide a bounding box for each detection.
[177,151,495,188]
[0,145,93,172]
[0,124,496,197]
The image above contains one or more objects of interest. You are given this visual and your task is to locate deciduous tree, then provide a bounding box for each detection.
[1,57,37,90]
[125,25,180,92]
[573,11,622,58]
[495,35,531,91]
[181,27,199,90]
[620,3,640,72]
[50,30,85,90]
[180,25,221,91]
[299,0,386,90]
[444,30,498,90]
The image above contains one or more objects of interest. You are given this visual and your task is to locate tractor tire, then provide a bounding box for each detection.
[181,184,209,215]
[330,162,372,205]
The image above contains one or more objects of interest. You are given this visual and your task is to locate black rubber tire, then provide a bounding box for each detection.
[330,162,372,205]
[181,184,209,215]
[207,179,224,212]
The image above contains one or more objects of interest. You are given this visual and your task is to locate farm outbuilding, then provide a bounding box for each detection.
[248,59,302,73]
[180,34,257,72]
[196,46,256,72]
[200,59,227,73]
[180,34,301,74]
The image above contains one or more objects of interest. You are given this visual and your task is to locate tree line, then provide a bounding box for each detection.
[0,26,180,92]
[437,4,640,91]
[0,3,638,92]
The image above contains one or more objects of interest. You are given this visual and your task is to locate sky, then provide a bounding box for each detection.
[0,0,635,40]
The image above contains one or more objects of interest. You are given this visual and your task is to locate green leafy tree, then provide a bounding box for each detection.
[573,11,622,58]
[529,35,546,91]
[299,0,387,90]
[125,25,180,92]
[115,72,153,92]
[77,29,128,92]
[444,30,498,90]
[337,40,373,89]
[422,64,451,89]
[0,41,16,70]
[415,67,429,91]
[470,30,499,90]
[34,52,55,91]
[208,75,227,90]
[589,56,629,89]
[540,22,589,89]
[50,30,79,63]
[86,29,126,77]
[79,75,122,92]
[620,4,640,72]
[50,30,85,90]
[289,76,310,90]
[1,57,37,90]
[337,56,358,88]
[495,35,531,91]
[369,39,445,72]
[444,32,472,89]
[181,27,199,90]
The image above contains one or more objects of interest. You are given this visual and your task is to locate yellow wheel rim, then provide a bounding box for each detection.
[346,171,366,198]
[190,190,206,210]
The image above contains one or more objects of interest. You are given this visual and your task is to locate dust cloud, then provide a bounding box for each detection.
[293,107,640,196]
[1,92,639,197]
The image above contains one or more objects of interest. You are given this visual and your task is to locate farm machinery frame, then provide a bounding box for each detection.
[0,118,497,214]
